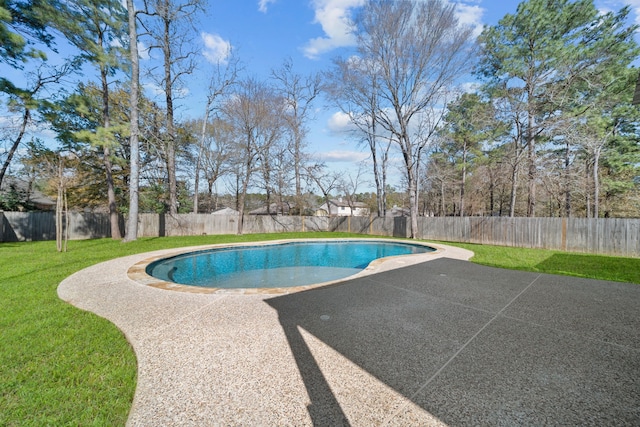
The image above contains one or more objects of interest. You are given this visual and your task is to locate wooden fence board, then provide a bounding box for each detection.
[1,212,638,257]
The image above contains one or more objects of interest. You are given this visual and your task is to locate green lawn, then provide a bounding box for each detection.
[446,242,640,284]
[1,233,638,426]
[0,232,359,426]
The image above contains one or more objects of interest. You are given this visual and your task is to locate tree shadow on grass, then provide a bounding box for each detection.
[0,242,24,248]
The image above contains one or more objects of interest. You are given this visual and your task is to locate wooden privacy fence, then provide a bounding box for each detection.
[1,211,639,257]
[0,211,116,242]
[340,216,640,257]
[136,213,330,237]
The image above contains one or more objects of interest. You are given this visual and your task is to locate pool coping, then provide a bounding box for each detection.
[127,238,457,295]
[57,241,640,425]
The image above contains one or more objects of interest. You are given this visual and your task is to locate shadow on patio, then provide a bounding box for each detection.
[265,258,640,425]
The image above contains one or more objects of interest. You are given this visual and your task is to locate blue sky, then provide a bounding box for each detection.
[3,0,639,192]
[180,0,640,183]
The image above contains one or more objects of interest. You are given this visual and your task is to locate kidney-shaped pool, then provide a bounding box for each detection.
[145,240,436,290]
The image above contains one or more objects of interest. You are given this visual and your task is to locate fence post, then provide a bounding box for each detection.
[3,212,639,256]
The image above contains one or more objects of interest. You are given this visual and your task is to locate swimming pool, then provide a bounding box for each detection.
[146,240,435,290]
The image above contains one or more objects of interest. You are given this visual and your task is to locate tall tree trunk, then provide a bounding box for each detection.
[163,6,177,215]
[439,179,445,216]
[564,140,572,217]
[370,145,383,217]
[293,127,302,214]
[124,0,140,242]
[509,163,519,217]
[398,130,420,238]
[593,146,601,218]
[323,191,332,216]
[409,176,418,238]
[381,143,390,216]
[236,189,246,235]
[406,161,419,238]
[527,107,536,217]
[0,109,29,189]
[236,156,252,235]
[101,63,122,239]
[585,158,592,218]
[56,157,68,252]
[207,179,213,212]
[460,141,467,217]
[102,147,121,238]
[489,178,495,215]
[193,110,210,213]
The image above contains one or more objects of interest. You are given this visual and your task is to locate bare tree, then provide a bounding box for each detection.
[352,0,476,237]
[303,162,342,216]
[271,58,321,215]
[271,146,294,215]
[326,55,391,217]
[567,120,616,218]
[195,116,233,212]
[222,78,284,234]
[21,143,75,250]
[55,154,71,252]
[256,134,292,215]
[193,55,239,212]
[338,161,369,215]
[0,63,75,189]
[140,0,204,215]
[424,145,460,216]
[124,0,141,241]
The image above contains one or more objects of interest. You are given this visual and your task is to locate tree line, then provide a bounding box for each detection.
[1,0,639,242]
[424,0,640,223]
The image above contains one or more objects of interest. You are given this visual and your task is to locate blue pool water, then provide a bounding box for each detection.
[147,240,435,289]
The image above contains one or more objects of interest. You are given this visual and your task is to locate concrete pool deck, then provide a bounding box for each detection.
[57,242,640,426]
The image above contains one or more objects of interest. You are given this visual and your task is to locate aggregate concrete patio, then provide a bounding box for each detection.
[57,242,640,426]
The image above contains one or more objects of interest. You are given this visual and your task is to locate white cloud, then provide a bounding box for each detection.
[137,41,150,60]
[327,111,355,132]
[201,32,232,64]
[314,150,369,162]
[617,0,640,26]
[143,82,165,98]
[0,116,22,137]
[258,0,276,13]
[303,1,486,59]
[453,1,485,37]
[459,81,481,94]
[610,0,640,11]
[303,0,365,59]
[142,82,189,101]
[0,114,57,151]
[110,38,123,49]
[31,126,57,141]
[589,1,640,29]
